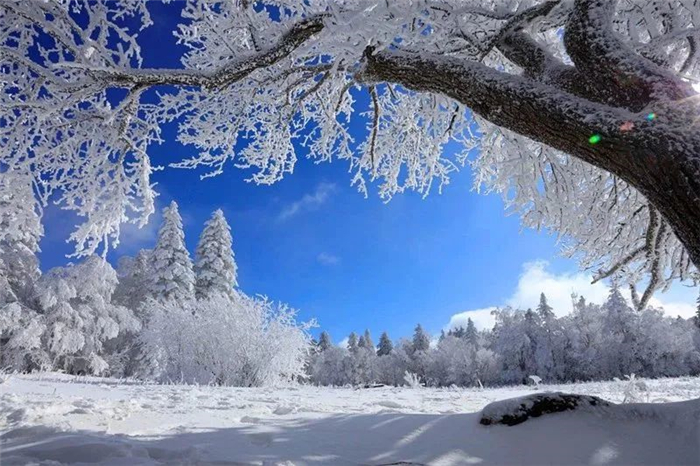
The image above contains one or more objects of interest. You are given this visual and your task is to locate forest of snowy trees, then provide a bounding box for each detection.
[2,170,700,388]
[0,174,312,386]
[309,293,700,388]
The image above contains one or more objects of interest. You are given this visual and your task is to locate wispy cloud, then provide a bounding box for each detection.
[446,260,697,331]
[114,206,164,255]
[278,182,337,221]
[317,252,340,266]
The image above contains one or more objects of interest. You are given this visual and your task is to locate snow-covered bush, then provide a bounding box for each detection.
[140,292,314,386]
[620,374,650,404]
[528,375,542,389]
[310,346,348,387]
[35,256,140,375]
[0,302,48,371]
[403,371,423,389]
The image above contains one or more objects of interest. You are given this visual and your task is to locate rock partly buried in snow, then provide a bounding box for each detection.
[479,392,612,426]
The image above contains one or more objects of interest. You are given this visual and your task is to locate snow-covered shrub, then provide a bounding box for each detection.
[0,302,49,371]
[403,371,423,388]
[141,292,313,386]
[620,374,649,404]
[35,256,140,375]
[310,345,348,386]
[528,375,542,388]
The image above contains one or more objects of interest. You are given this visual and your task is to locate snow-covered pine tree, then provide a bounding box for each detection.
[537,293,555,321]
[0,170,43,305]
[465,318,479,347]
[361,329,374,350]
[377,332,393,356]
[318,331,332,352]
[412,324,430,354]
[150,201,195,303]
[113,249,154,313]
[347,332,359,353]
[357,334,367,349]
[195,209,237,300]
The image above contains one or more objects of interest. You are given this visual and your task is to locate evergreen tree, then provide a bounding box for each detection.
[318,331,332,352]
[362,329,374,350]
[113,249,153,312]
[195,209,237,300]
[358,335,367,349]
[150,201,195,303]
[412,324,430,353]
[347,332,358,353]
[465,318,479,347]
[0,170,43,305]
[377,332,393,356]
[537,293,555,320]
[696,291,700,328]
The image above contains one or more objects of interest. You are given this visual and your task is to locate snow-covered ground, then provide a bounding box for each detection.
[2,373,700,465]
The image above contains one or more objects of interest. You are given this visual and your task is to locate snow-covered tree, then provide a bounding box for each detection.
[310,345,348,386]
[377,332,393,356]
[4,1,700,305]
[195,209,237,300]
[318,331,333,352]
[361,329,375,350]
[141,292,313,386]
[537,293,555,320]
[0,302,48,372]
[347,332,359,353]
[150,202,195,303]
[113,249,154,312]
[412,324,430,354]
[35,256,140,375]
[464,318,479,347]
[0,170,43,305]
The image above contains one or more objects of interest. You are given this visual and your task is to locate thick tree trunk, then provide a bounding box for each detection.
[362,48,700,269]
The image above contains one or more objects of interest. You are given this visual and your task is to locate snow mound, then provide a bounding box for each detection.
[480,392,611,426]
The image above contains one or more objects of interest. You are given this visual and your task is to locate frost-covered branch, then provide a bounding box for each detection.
[3,0,700,299]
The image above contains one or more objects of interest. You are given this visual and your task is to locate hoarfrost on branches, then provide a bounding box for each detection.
[140,292,314,386]
[3,0,700,300]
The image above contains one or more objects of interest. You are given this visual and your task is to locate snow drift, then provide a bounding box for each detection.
[2,373,700,465]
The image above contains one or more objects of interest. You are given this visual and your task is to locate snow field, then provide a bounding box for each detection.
[2,373,700,465]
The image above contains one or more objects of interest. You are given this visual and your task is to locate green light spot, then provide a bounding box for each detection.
[589,134,602,144]
[647,112,656,121]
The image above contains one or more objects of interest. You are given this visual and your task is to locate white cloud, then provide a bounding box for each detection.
[648,297,696,319]
[505,260,609,317]
[446,260,698,331]
[447,307,497,332]
[278,182,337,221]
[337,337,349,349]
[317,252,340,266]
[114,205,163,254]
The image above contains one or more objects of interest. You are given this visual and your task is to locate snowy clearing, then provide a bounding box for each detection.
[2,373,700,465]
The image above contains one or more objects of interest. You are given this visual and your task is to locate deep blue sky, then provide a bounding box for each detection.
[39,2,676,344]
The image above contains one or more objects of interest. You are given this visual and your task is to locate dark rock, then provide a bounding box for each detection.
[479,392,612,426]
